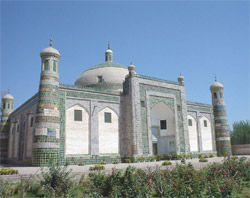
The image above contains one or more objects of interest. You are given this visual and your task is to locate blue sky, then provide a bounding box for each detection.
[1,0,249,128]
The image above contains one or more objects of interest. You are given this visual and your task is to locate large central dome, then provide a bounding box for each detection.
[75,46,129,90]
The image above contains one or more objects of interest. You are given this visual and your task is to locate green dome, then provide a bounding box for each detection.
[86,62,127,71]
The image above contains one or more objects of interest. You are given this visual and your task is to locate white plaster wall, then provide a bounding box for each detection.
[150,102,175,136]
[65,105,89,155]
[98,107,119,154]
[200,117,213,151]
[187,115,199,152]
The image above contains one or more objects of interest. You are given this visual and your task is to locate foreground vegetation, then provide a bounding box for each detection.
[0,157,249,197]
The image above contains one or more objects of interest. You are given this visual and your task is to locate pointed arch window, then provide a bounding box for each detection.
[219,92,223,98]
[3,103,6,109]
[44,60,49,70]
[30,117,33,127]
[53,61,57,72]
[213,92,217,98]
[8,103,10,109]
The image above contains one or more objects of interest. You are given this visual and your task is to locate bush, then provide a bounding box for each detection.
[100,160,106,165]
[231,156,238,160]
[203,154,209,158]
[124,158,131,163]
[0,168,18,175]
[199,158,208,162]
[209,153,214,158]
[138,156,145,162]
[181,158,186,164]
[198,154,203,159]
[154,154,163,161]
[147,156,153,162]
[112,160,118,164]
[162,161,172,166]
[78,162,85,166]
[40,159,73,196]
[89,165,105,171]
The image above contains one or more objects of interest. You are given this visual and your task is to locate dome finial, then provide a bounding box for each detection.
[108,42,110,49]
[8,88,10,94]
[49,36,53,47]
[215,74,217,82]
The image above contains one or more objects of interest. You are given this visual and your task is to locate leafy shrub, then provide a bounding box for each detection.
[78,162,85,166]
[100,160,106,165]
[0,168,18,175]
[147,156,153,162]
[138,156,145,162]
[181,158,186,164]
[124,158,131,163]
[199,158,208,162]
[209,153,214,158]
[89,165,105,171]
[162,161,172,166]
[112,160,118,164]
[154,154,163,161]
[40,159,73,196]
[198,154,203,159]
[203,154,209,158]
[231,155,238,160]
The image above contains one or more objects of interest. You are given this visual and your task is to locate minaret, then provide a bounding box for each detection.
[210,76,232,156]
[105,43,113,62]
[32,38,61,166]
[0,90,14,163]
[178,74,184,86]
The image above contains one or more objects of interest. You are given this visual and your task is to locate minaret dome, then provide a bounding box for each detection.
[105,43,113,62]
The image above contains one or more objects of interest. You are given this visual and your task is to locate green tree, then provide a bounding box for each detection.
[231,120,250,145]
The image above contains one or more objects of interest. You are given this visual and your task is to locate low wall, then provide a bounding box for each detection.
[232,144,250,155]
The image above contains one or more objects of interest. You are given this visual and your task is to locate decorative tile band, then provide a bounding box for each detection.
[35,116,60,123]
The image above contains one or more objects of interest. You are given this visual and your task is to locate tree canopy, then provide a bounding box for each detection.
[231,120,250,145]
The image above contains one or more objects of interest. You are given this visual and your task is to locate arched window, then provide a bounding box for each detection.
[213,92,217,98]
[3,103,6,109]
[17,124,19,132]
[30,117,33,127]
[44,60,49,70]
[8,103,10,109]
[53,61,57,72]
[219,91,223,98]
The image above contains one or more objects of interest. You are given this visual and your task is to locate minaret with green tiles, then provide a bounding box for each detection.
[0,91,14,163]
[210,77,232,156]
[32,38,61,166]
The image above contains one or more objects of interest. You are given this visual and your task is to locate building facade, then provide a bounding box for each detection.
[0,42,232,166]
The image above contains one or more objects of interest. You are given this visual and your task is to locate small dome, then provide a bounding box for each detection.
[2,93,14,100]
[128,63,135,71]
[178,75,184,81]
[40,46,60,58]
[106,49,113,54]
[210,81,224,91]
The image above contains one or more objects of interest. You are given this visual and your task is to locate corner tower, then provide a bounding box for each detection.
[0,91,14,163]
[210,77,232,156]
[32,38,61,166]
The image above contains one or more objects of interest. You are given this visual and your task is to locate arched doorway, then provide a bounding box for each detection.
[150,102,176,154]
